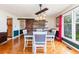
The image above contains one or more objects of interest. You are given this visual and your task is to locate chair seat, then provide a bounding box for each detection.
[35,43,45,45]
[25,39,32,41]
[36,47,44,48]
[35,45,45,48]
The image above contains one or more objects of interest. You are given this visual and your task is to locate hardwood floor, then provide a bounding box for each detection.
[0,35,79,54]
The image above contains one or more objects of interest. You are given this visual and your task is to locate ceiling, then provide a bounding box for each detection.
[0,4,73,17]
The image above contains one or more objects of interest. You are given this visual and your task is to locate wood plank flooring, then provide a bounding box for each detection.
[0,35,79,54]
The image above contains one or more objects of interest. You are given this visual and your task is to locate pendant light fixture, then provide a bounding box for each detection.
[35,4,48,20]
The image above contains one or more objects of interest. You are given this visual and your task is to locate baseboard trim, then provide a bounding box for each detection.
[13,33,23,39]
[62,40,79,52]
[0,41,7,45]
[20,33,23,36]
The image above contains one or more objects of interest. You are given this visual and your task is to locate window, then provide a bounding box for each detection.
[76,11,79,41]
[63,13,72,39]
[62,6,79,45]
[56,17,59,27]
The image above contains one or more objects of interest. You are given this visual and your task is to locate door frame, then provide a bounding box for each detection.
[7,17,13,40]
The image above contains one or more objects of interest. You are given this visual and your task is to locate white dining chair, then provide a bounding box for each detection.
[23,29,27,51]
[33,31,47,54]
[47,30,56,53]
[23,29,33,52]
[52,30,56,52]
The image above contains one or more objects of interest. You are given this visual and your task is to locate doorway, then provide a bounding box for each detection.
[7,17,13,39]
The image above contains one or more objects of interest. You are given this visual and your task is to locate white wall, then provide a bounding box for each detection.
[0,10,20,32]
[19,20,25,30]
[46,16,56,29]
[13,17,20,31]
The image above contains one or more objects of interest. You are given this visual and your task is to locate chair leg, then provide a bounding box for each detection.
[23,45,25,53]
[33,46,36,54]
[31,40,33,53]
[51,40,52,53]
[52,39,55,53]
[23,47,25,53]
[44,46,46,54]
[23,40,26,52]
[35,47,36,54]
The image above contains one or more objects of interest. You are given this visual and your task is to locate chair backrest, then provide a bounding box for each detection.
[36,29,43,32]
[23,29,27,35]
[33,31,47,44]
[52,30,56,38]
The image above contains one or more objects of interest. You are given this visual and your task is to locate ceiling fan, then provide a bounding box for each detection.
[35,4,48,15]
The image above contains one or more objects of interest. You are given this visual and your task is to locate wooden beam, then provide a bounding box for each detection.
[18,18,34,20]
